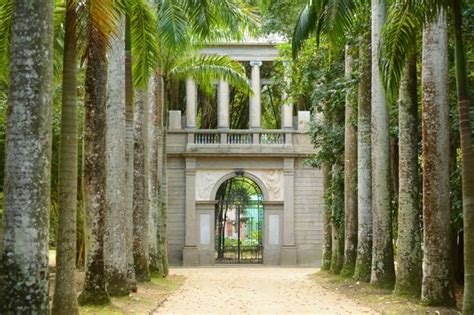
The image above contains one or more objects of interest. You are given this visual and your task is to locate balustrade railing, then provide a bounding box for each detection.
[188,130,291,145]
[194,133,220,144]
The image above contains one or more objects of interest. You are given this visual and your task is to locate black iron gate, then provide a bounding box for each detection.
[215,176,264,264]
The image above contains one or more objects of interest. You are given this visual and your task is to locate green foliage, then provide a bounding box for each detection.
[0,0,12,84]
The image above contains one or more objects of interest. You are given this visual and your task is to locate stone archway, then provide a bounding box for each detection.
[214,175,265,264]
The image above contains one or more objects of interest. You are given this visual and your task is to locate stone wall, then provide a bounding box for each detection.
[294,159,324,266]
[167,157,186,265]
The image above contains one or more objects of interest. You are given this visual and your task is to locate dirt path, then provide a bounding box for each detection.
[155,267,378,314]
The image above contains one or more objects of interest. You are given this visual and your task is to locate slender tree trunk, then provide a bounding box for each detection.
[421,10,455,306]
[133,87,151,282]
[104,17,129,296]
[156,73,169,277]
[124,14,137,292]
[321,163,332,271]
[0,1,53,312]
[452,0,474,312]
[370,0,395,289]
[330,164,344,274]
[395,52,422,297]
[148,76,159,272]
[354,42,372,282]
[341,46,358,277]
[78,44,110,306]
[52,1,79,313]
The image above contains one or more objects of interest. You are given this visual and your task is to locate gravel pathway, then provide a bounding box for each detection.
[155,267,377,315]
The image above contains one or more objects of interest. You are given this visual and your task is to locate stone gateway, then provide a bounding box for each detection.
[165,40,324,266]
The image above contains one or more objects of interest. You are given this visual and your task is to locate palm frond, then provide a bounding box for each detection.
[320,0,354,49]
[131,0,160,88]
[169,54,251,95]
[157,0,188,49]
[292,0,321,58]
[53,0,67,81]
[0,0,13,83]
[81,0,118,62]
[379,2,422,100]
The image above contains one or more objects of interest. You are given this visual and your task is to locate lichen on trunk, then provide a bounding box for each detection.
[0,0,54,312]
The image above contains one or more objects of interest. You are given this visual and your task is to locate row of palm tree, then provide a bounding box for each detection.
[0,0,256,312]
[293,0,472,312]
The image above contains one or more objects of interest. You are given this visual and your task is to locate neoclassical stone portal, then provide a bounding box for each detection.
[165,39,324,266]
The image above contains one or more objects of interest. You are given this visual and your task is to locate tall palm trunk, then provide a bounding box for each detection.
[354,42,372,282]
[421,9,455,306]
[395,52,422,297]
[321,163,332,271]
[155,72,169,277]
[104,17,129,296]
[370,0,395,288]
[148,77,159,272]
[0,0,53,312]
[133,87,151,282]
[78,44,110,306]
[452,0,474,312]
[330,164,344,274]
[52,1,80,313]
[341,46,358,277]
[124,13,137,291]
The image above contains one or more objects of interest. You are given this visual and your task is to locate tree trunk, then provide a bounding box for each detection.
[52,1,80,313]
[104,17,129,296]
[0,0,53,312]
[421,9,455,306]
[394,52,422,297]
[370,0,395,289]
[78,43,110,306]
[341,46,358,277]
[156,73,169,277]
[452,0,474,312]
[147,76,159,272]
[124,13,137,292]
[354,42,372,282]
[133,88,151,282]
[321,163,332,271]
[330,164,344,274]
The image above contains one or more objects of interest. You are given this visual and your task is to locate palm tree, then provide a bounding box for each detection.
[0,0,54,312]
[452,0,474,311]
[369,0,395,289]
[341,45,358,277]
[52,0,81,313]
[354,35,372,282]
[104,16,130,296]
[394,50,422,297]
[420,9,455,306]
[78,0,117,305]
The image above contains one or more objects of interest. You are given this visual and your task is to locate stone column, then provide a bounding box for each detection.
[249,61,263,129]
[218,80,230,129]
[183,157,199,265]
[186,78,197,129]
[281,158,297,265]
[281,61,293,129]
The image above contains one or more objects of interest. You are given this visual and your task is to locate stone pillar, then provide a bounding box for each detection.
[281,158,297,265]
[183,157,199,265]
[186,78,197,129]
[218,80,230,129]
[281,61,293,129]
[249,61,263,129]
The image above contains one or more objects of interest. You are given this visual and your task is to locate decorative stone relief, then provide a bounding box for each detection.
[195,170,228,201]
[195,169,283,201]
[262,170,282,201]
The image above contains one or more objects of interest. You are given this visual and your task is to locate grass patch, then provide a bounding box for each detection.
[312,270,460,315]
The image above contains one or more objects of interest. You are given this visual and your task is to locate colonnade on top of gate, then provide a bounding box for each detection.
[184,59,294,131]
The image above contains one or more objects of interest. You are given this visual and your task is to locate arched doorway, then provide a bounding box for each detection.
[214,176,264,264]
